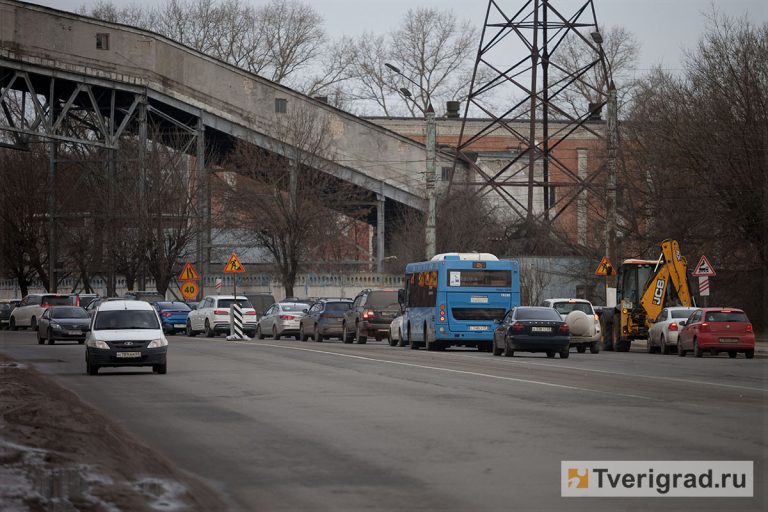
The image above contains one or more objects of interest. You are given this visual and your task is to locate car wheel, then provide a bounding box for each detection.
[30,317,37,331]
[502,341,514,357]
[356,323,367,344]
[9,317,17,331]
[257,325,265,340]
[47,328,55,345]
[388,330,397,346]
[646,338,655,353]
[314,326,323,343]
[86,355,99,376]
[492,338,502,356]
[397,329,406,347]
[660,336,670,355]
[694,339,703,358]
[678,343,687,357]
[153,363,167,374]
[745,349,755,359]
[37,329,45,344]
[78,339,84,345]
[577,346,586,353]
[272,325,280,340]
[728,352,737,358]
[299,325,308,341]
[294,334,300,340]
[589,341,600,354]
[408,326,419,350]
[186,320,196,337]
[204,319,214,338]
[559,350,570,359]
[546,351,555,358]
[342,324,353,344]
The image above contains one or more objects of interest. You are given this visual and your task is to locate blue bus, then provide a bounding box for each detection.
[400,253,520,351]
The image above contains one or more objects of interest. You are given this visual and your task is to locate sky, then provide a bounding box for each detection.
[31,0,768,73]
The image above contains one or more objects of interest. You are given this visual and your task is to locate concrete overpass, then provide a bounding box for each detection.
[0,0,458,277]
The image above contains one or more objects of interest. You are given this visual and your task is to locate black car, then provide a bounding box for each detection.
[0,301,19,329]
[492,306,570,358]
[36,306,91,345]
[342,289,400,344]
[299,298,352,342]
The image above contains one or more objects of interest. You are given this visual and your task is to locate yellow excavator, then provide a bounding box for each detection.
[603,239,694,351]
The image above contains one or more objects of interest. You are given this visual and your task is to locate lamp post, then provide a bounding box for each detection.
[385,63,437,260]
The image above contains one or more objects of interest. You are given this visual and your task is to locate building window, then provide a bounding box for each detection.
[96,33,110,50]
[441,167,452,181]
[275,98,287,114]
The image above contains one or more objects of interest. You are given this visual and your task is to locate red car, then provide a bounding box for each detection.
[678,308,755,359]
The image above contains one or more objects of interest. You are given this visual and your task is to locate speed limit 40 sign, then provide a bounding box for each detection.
[180,280,199,300]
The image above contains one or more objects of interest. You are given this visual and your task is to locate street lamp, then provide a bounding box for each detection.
[386,62,437,260]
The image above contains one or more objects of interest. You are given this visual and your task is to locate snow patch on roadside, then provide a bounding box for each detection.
[134,477,189,511]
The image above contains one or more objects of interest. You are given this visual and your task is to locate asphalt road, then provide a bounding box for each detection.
[1,329,766,511]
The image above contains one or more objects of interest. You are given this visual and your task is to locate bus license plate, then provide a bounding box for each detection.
[116,352,141,358]
[470,296,489,304]
[531,327,551,332]
[469,326,488,331]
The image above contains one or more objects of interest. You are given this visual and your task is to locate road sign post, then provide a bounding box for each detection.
[692,255,715,308]
[224,253,246,340]
[594,256,615,306]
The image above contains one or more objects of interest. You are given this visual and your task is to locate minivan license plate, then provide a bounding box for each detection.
[116,352,141,358]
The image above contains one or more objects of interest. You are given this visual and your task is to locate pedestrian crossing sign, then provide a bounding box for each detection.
[179,262,200,281]
[224,253,245,273]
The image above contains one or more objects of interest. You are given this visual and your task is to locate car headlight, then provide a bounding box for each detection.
[88,339,110,349]
[50,323,61,329]
[147,338,168,348]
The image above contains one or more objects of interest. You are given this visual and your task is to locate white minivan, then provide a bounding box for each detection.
[85,300,168,375]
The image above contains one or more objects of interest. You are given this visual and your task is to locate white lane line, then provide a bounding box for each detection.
[496,359,768,393]
[230,341,655,401]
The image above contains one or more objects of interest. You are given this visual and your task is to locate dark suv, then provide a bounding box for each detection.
[342,289,400,344]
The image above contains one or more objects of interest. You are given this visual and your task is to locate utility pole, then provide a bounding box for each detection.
[425,103,437,259]
[605,82,619,302]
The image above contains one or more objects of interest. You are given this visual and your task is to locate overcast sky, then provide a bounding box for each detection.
[32,0,768,73]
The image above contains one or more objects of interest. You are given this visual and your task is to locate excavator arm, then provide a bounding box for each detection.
[640,239,694,328]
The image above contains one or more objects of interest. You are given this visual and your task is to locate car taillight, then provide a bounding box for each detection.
[668,322,678,331]
[161,312,172,317]
[245,311,257,315]
[511,322,525,332]
[362,309,375,319]
[593,314,600,322]
[41,303,50,308]
[214,309,228,315]
[439,304,446,322]
[558,324,570,333]
[280,315,295,320]
[746,324,753,333]
[700,322,710,332]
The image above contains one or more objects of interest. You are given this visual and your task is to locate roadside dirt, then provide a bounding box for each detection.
[0,355,232,511]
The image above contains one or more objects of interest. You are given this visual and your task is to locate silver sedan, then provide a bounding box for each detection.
[647,307,698,354]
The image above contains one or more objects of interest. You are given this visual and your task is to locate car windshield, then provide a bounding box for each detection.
[671,309,696,319]
[51,307,89,319]
[94,310,160,330]
[705,311,748,322]
[218,299,253,309]
[552,302,592,315]
[325,302,351,311]
[515,308,561,321]
[367,291,399,308]
[157,302,191,311]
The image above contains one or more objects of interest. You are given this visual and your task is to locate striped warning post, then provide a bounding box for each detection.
[226,303,249,340]
[699,276,710,297]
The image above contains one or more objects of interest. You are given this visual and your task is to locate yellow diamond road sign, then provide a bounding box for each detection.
[224,253,245,273]
[179,262,200,281]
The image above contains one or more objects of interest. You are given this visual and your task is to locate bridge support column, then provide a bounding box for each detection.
[196,115,209,299]
[47,141,57,292]
[376,194,385,273]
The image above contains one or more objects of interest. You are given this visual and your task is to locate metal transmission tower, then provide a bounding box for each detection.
[453,0,614,236]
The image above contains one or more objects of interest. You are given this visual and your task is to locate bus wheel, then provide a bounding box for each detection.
[408,326,418,350]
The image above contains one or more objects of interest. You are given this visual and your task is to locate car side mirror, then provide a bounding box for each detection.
[678,320,686,326]
[303,308,308,313]
[493,319,502,324]
[397,289,405,306]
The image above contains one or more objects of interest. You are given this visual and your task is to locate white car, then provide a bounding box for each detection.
[9,293,73,331]
[540,298,601,353]
[85,300,168,375]
[185,295,257,337]
[257,302,307,340]
[388,313,405,347]
[647,306,698,354]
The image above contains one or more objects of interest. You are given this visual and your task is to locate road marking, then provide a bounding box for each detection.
[497,358,768,393]
[230,341,655,401]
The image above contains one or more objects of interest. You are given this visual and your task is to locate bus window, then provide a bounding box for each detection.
[447,269,511,287]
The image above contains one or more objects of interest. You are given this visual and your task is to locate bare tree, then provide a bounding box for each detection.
[350,8,481,116]
[220,107,366,296]
[624,13,768,328]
